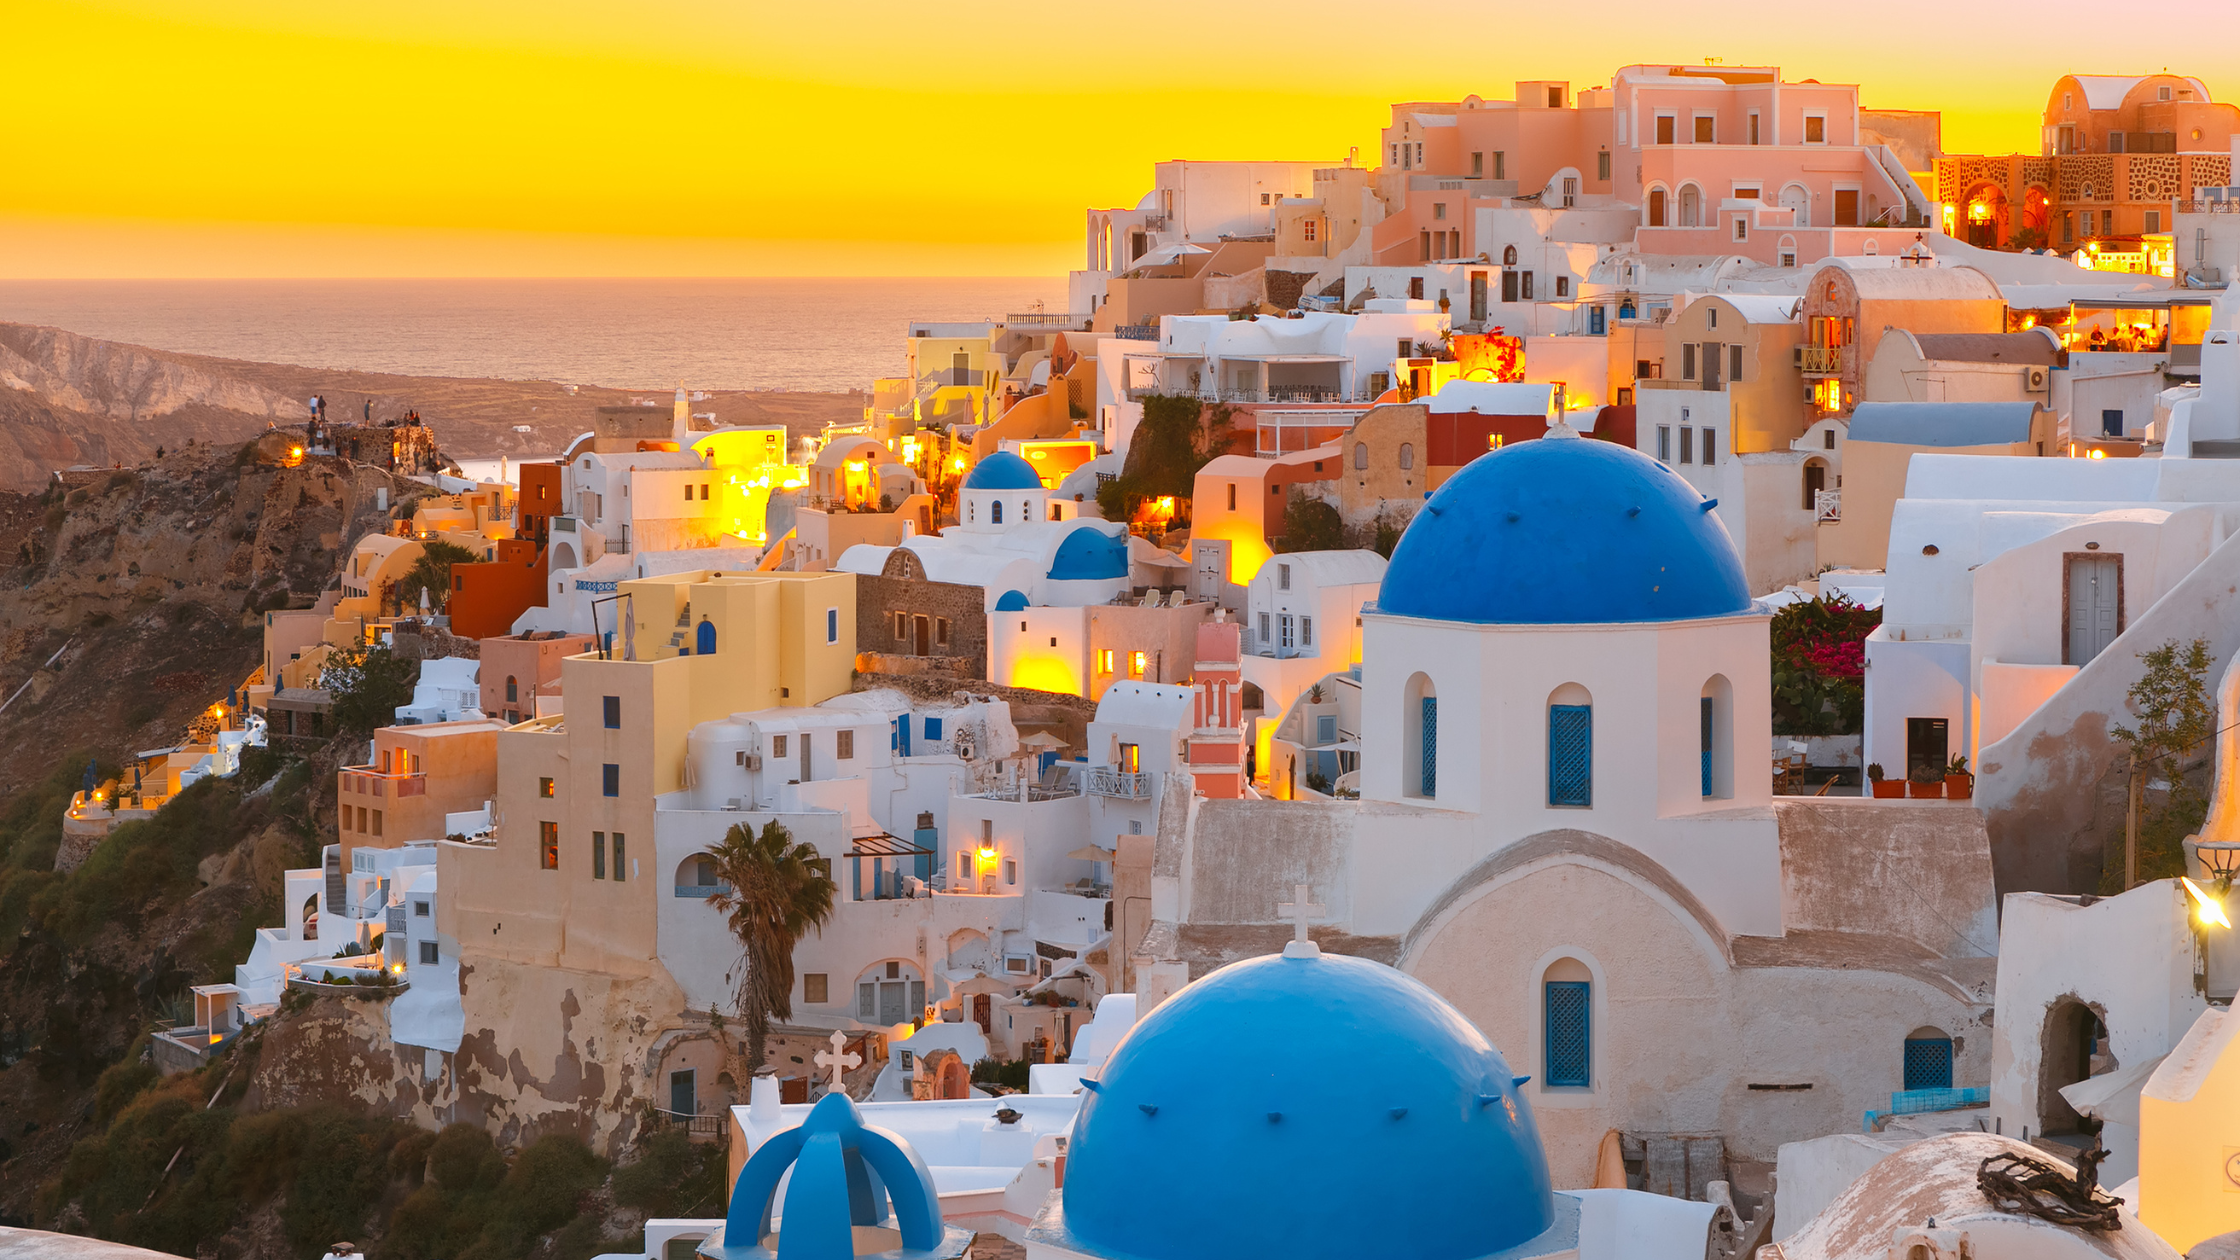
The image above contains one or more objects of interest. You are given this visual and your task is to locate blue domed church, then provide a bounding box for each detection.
[1122,425,2000,1192]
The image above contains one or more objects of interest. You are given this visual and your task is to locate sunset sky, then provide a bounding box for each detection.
[7,0,2237,278]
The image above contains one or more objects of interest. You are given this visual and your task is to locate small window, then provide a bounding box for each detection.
[593,831,607,879]
[1129,650,1147,678]
[1227,483,1237,511]
[505,675,519,703]
[419,941,439,965]
[1682,343,1697,380]
[414,900,429,917]
[612,832,626,879]
[1729,344,1743,383]
[837,729,855,759]
[1804,113,1826,144]
[371,810,383,837]
[1098,648,1115,674]
[935,617,950,646]
[924,716,943,740]
[1903,1031,1954,1091]
[603,695,621,729]
[540,821,559,870]
[1545,980,1591,1087]
[957,851,972,881]
[805,974,829,1004]
[1555,276,1570,298]
[827,608,839,644]
[1548,704,1592,807]
[1433,202,1447,221]
[1693,115,1714,144]
[1679,428,1694,464]
[772,734,788,758]
[1004,859,1018,885]
[1656,426,1672,461]
[1734,217,1748,242]
[1354,443,1368,470]
[1493,150,1506,179]
[1655,115,1675,145]
[1702,429,1717,466]
[1278,564,1291,591]
[1300,617,1314,647]
[602,763,619,797]
[1597,150,1610,181]
[1399,443,1415,470]
[538,776,554,798]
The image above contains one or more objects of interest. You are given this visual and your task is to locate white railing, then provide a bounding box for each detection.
[1084,767,1155,799]
[1816,490,1842,524]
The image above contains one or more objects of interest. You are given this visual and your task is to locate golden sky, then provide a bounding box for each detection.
[5,0,2234,277]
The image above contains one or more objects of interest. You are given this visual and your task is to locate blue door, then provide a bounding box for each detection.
[695,619,716,655]
[1419,697,1438,797]
[1700,697,1714,797]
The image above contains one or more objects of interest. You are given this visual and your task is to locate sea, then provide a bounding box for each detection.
[0,276,1067,395]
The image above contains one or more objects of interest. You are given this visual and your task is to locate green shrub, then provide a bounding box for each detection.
[612,1128,725,1219]
[91,1050,159,1125]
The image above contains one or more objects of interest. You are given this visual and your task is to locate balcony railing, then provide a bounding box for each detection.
[1112,324,1158,342]
[341,768,429,797]
[1083,767,1155,799]
[674,882,734,898]
[1800,346,1845,375]
[1006,313,1090,329]
[1815,490,1842,524]
[2176,200,2240,214]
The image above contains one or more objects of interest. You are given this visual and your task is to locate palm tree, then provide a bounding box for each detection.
[702,820,837,1072]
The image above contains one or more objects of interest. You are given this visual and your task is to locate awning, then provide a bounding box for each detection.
[843,833,934,859]
[1068,844,1117,862]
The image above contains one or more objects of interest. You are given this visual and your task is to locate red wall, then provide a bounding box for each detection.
[449,538,546,640]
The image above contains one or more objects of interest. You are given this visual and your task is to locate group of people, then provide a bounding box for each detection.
[2082,323,2171,352]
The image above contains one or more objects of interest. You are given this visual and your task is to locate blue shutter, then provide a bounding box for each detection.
[1419,696,1438,797]
[1545,981,1591,1087]
[1700,696,1714,797]
[924,716,944,741]
[1903,1037,1954,1091]
[1548,705,1593,806]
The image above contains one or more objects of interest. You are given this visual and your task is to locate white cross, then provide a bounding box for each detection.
[815,1029,861,1094]
[1277,883,1325,942]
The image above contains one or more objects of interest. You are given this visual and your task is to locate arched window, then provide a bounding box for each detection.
[990,499,1004,525]
[1404,672,1437,799]
[1399,443,1415,470]
[1544,958,1592,1088]
[505,675,518,703]
[1502,244,1519,266]
[1648,188,1668,227]
[696,618,717,655]
[1700,674,1733,799]
[1547,683,1592,807]
[1904,1026,1954,1091]
[1354,443,1368,470]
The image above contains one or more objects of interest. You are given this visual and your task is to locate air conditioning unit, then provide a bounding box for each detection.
[1792,346,1804,368]
[2026,366,2049,392]
[742,752,762,771]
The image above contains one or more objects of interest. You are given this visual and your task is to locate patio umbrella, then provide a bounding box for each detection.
[1067,844,1117,863]
[1017,731,1068,751]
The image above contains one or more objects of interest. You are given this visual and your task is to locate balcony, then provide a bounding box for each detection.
[1006,313,1090,330]
[2177,200,2240,214]
[1083,767,1155,799]
[1112,324,1158,342]
[1800,346,1846,375]
[340,767,429,798]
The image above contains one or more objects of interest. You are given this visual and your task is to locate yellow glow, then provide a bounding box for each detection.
[951,457,968,472]
[2184,877,2230,929]
[977,845,996,861]
[2089,448,2107,459]
[1008,655,1080,695]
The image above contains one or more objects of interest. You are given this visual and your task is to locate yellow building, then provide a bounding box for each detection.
[691,426,804,546]
[2140,1004,2240,1251]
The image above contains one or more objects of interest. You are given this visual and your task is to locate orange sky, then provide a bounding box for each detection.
[5,0,2235,278]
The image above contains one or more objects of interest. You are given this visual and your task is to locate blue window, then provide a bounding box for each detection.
[1545,981,1591,1087]
[1419,696,1438,797]
[2101,408,2124,438]
[603,695,621,729]
[696,619,716,654]
[1589,306,1607,335]
[924,716,944,741]
[1700,696,1715,797]
[1903,1034,1954,1091]
[1548,705,1593,806]
[991,499,1005,525]
[827,608,839,644]
[1316,715,1337,745]
[602,763,619,797]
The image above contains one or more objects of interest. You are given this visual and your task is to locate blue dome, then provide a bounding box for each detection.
[962,451,1043,491]
[1061,950,1554,1260]
[993,589,1030,612]
[711,1092,965,1260]
[1379,436,1751,625]
[1049,526,1128,581]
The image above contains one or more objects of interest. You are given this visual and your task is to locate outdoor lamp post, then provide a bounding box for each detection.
[2184,838,2240,1002]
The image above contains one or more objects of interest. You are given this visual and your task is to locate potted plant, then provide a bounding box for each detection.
[1907,763,1945,799]
[1868,762,1905,799]
[1945,754,1974,801]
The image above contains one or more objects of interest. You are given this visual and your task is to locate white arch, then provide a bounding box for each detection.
[1677,183,1703,228]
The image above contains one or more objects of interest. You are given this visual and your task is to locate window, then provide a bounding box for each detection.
[1803,113,1826,144]
[1098,649,1114,674]
[805,974,829,1004]
[924,716,943,741]
[613,832,625,879]
[1547,86,1562,108]
[1702,429,1717,465]
[1471,152,1482,177]
[1399,443,1415,470]
[935,617,949,646]
[1597,150,1610,181]
[1004,859,1018,885]
[1545,978,1591,1087]
[1679,428,1694,464]
[683,484,693,501]
[1129,650,1147,678]
[1734,217,1748,242]
[1656,426,1672,461]
[1433,202,1447,220]
[1682,343,1697,380]
[1655,115,1675,145]
[1300,617,1313,647]
[1258,612,1271,642]
[1520,272,1534,300]
[1493,150,1506,179]
[1748,111,1760,145]
[371,810,383,837]
[505,675,518,703]
[1548,700,1592,806]
[419,941,439,965]
[1227,483,1236,510]
[1903,1030,1954,1091]
[2146,210,2161,234]
[540,821,559,870]
[1260,192,1271,205]
[2158,85,2172,102]
[1302,218,1317,243]
[957,851,972,882]
[1694,115,1714,144]
[1648,189,1666,227]
[1279,614,1295,650]
[603,695,621,729]
[414,900,429,916]
[837,729,855,759]
[827,608,839,644]
[1354,442,1368,470]
[772,734,788,758]
[593,831,606,878]
[1590,306,1606,335]
[1729,344,1743,383]
[603,763,619,796]
[1278,563,1291,591]
[1555,276,1570,297]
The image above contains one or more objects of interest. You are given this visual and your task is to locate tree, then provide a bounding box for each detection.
[320,644,419,734]
[1768,596,1881,736]
[702,820,838,1072]
[395,540,480,613]
[1276,492,1344,553]
[1101,395,1236,523]
[2109,637,2218,889]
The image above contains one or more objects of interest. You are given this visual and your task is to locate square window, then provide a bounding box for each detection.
[540,821,559,870]
[419,941,439,965]
[837,729,855,759]
[1804,114,1826,144]
[538,776,554,798]
[1433,202,1447,221]
[772,734,788,758]
[603,695,620,729]
[1694,115,1714,144]
[602,763,619,796]
[414,900,429,916]
[805,974,829,1004]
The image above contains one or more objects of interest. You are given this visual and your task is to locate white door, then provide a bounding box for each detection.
[1780,185,1809,228]
[2065,555,2121,665]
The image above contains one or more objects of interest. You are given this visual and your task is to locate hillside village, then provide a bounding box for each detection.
[12,61,2240,1260]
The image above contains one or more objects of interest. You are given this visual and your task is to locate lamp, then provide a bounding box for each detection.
[2197,840,2240,893]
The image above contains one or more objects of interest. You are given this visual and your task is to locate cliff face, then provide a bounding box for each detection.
[0,323,304,424]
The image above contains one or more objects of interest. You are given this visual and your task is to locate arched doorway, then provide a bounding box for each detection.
[2038,997,2110,1140]
[1779,183,1810,228]
[1963,182,2009,250]
[1802,457,1828,512]
[1677,185,1702,228]
[695,618,716,655]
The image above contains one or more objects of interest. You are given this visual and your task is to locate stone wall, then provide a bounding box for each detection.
[854,562,988,681]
